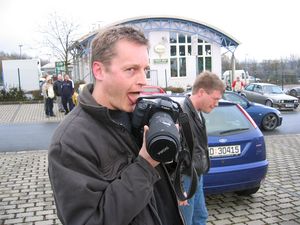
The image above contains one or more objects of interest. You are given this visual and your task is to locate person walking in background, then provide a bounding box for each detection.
[179,71,225,225]
[48,25,185,225]
[53,74,65,113]
[61,74,74,115]
[232,76,244,93]
[42,77,56,117]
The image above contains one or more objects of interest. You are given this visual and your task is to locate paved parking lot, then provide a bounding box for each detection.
[0,104,300,224]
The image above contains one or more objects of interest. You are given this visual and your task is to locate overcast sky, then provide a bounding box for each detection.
[1,0,299,62]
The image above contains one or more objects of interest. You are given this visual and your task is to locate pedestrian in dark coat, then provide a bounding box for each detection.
[61,74,74,114]
[53,74,65,112]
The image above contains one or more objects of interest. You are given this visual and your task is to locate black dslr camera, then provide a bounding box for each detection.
[132,95,181,163]
[132,95,198,201]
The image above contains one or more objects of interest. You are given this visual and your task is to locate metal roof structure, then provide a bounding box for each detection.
[72,15,240,57]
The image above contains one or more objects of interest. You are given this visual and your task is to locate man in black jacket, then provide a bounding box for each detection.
[61,74,74,114]
[179,71,225,225]
[53,74,65,112]
[48,25,184,225]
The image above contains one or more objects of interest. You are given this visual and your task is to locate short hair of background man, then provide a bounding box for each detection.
[192,71,225,94]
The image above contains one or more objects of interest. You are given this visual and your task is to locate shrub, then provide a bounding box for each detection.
[165,86,185,93]
[0,87,27,102]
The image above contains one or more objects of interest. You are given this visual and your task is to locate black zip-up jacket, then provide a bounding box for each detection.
[48,84,184,225]
[53,80,63,96]
[182,97,210,175]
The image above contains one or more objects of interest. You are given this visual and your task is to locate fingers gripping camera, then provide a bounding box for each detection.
[132,96,181,163]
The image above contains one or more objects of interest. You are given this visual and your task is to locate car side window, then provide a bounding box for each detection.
[223,93,247,107]
[254,85,262,93]
[245,84,254,91]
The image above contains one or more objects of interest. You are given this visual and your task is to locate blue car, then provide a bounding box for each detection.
[170,95,268,195]
[202,100,268,195]
[222,91,282,131]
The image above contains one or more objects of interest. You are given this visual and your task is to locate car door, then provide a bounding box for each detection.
[251,84,267,104]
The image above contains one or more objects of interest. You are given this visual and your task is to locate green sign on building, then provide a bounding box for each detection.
[55,61,65,75]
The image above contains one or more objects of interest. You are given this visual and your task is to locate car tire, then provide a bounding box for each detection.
[265,100,273,107]
[235,186,260,196]
[261,113,278,131]
[290,89,297,97]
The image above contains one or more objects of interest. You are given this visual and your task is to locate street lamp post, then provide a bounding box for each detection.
[18,44,23,59]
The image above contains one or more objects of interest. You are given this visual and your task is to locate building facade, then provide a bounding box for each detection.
[71,16,240,89]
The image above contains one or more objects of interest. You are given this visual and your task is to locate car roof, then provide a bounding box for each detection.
[249,83,276,86]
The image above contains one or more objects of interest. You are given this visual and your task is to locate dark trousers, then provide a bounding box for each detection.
[62,96,74,113]
[45,98,54,116]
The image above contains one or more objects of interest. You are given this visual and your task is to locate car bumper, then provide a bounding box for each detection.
[278,116,283,126]
[274,103,299,109]
[203,160,268,194]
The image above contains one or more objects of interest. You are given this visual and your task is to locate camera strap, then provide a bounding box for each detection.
[173,112,198,201]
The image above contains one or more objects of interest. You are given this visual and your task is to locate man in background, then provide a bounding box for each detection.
[179,71,225,225]
[53,74,65,113]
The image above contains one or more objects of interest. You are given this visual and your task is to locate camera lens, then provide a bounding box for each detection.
[146,112,180,162]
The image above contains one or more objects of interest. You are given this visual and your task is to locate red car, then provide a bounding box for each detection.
[141,85,166,95]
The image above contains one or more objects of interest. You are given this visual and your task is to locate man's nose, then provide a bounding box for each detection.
[137,69,147,85]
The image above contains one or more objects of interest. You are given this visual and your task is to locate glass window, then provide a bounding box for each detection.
[205,45,211,55]
[187,36,191,43]
[170,32,177,43]
[198,38,203,43]
[197,57,204,73]
[179,45,185,56]
[245,84,255,91]
[170,58,177,77]
[198,46,203,55]
[205,57,212,71]
[179,34,185,43]
[146,70,150,79]
[203,105,252,136]
[170,46,177,56]
[188,45,192,55]
[179,58,186,77]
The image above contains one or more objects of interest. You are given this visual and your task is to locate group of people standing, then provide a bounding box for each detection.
[48,25,225,225]
[42,74,75,117]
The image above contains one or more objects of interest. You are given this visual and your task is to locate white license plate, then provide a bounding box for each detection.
[208,145,241,158]
[285,103,294,108]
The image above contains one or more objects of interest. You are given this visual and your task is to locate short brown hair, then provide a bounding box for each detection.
[90,25,149,68]
[192,71,225,94]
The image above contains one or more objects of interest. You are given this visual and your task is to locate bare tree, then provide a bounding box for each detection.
[40,13,79,75]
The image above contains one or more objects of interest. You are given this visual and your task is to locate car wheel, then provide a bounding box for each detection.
[235,186,260,196]
[262,113,278,131]
[265,100,273,107]
[290,89,297,97]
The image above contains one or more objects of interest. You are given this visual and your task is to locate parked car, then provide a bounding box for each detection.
[170,94,268,195]
[222,91,282,131]
[241,83,299,110]
[141,85,166,95]
[285,86,300,99]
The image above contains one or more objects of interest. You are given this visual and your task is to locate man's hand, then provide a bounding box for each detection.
[138,125,160,167]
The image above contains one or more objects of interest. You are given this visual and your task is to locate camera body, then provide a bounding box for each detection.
[132,96,181,162]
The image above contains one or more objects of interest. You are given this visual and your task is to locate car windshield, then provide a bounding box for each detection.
[263,85,283,94]
[203,104,252,136]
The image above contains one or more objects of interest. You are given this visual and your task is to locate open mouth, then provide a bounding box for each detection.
[128,92,141,105]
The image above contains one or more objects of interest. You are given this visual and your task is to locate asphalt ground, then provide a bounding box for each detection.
[0,103,300,225]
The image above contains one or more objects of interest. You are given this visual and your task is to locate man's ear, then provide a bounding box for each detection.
[197,88,205,96]
[92,61,105,81]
